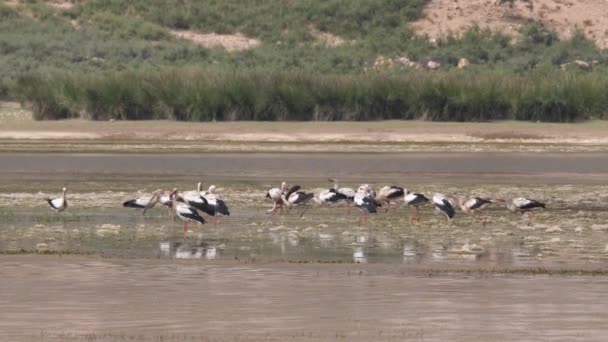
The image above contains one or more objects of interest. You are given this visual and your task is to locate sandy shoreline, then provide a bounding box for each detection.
[3,102,608,153]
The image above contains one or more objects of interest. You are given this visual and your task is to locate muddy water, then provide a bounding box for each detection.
[1,256,607,342]
[3,152,608,184]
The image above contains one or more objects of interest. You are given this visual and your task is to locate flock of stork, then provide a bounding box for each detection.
[45,179,547,232]
[266,179,546,224]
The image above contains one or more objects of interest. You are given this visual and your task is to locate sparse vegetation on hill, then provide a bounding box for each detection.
[1,0,608,121]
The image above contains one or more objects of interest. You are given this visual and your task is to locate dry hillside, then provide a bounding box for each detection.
[411,0,608,48]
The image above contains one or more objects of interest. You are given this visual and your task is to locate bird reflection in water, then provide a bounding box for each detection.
[159,241,220,260]
[353,247,367,263]
[402,242,417,263]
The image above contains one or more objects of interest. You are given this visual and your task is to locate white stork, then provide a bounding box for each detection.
[455,196,495,225]
[375,185,405,212]
[433,193,455,223]
[360,183,377,199]
[456,196,494,216]
[354,184,378,224]
[197,183,230,224]
[168,189,206,232]
[282,184,314,211]
[315,188,348,206]
[125,189,173,218]
[266,181,287,215]
[178,183,213,215]
[403,189,430,223]
[498,197,546,215]
[46,187,68,212]
[328,178,357,213]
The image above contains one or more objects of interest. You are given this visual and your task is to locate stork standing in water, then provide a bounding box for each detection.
[375,185,405,213]
[124,189,173,218]
[403,189,430,223]
[158,189,206,233]
[433,193,455,224]
[46,187,68,212]
[197,183,230,224]
[282,184,314,217]
[177,183,213,215]
[455,196,495,224]
[315,188,348,206]
[497,197,546,216]
[266,181,287,215]
[354,184,378,224]
[456,196,494,216]
[328,178,356,214]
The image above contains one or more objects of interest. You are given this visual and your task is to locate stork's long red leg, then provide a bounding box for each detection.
[183,222,188,232]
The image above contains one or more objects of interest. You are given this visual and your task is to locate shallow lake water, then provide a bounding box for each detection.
[1,153,608,341]
[2,256,608,342]
[1,203,607,267]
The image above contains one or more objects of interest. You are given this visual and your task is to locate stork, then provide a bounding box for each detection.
[46,187,68,212]
[124,189,173,218]
[375,185,405,212]
[165,189,206,232]
[266,181,287,215]
[354,184,378,224]
[403,190,430,223]
[328,178,356,213]
[433,193,455,224]
[282,184,314,216]
[456,196,493,215]
[497,197,546,215]
[179,183,213,215]
[197,183,230,224]
[315,188,348,206]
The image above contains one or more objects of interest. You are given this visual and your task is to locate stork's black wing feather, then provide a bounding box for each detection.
[469,197,492,210]
[328,189,347,202]
[284,185,301,200]
[181,211,206,225]
[387,186,405,199]
[186,197,214,215]
[520,200,546,210]
[359,196,377,214]
[440,199,455,218]
[292,192,314,205]
[123,199,146,209]
[214,199,230,216]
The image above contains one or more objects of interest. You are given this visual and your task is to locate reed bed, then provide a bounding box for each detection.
[14,68,608,122]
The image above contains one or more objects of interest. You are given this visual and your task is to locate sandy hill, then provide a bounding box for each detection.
[411,0,608,48]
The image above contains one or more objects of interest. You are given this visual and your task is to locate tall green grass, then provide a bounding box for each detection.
[14,68,608,122]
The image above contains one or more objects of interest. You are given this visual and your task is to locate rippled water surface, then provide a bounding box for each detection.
[1,257,608,342]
